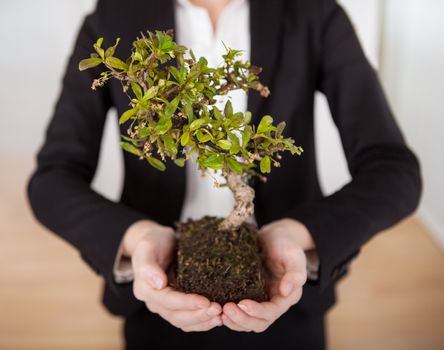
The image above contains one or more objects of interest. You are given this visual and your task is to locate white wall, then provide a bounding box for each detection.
[0,0,124,200]
[380,0,444,247]
[315,0,382,196]
[0,0,96,155]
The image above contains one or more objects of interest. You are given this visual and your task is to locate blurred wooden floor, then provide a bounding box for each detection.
[1,158,443,350]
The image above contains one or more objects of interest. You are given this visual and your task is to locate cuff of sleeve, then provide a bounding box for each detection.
[305,249,320,281]
[79,205,147,296]
[113,240,135,284]
[112,219,163,284]
[285,204,360,292]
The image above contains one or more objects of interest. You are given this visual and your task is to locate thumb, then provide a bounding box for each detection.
[279,249,307,297]
[142,263,168,290]
[133,243,168,290]
[279,271,307,297]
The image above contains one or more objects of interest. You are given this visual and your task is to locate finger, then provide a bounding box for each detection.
[237,287,303,322]
[279,247,307,297]
[223,303,269,333]
[155,302,222,326]
[258,222,273,235]
[132,241,169,290]
[236,300,275,320]
[181,317,223,332]
[141,283,211,311]
[280,271,307,297]
[221,313,250,332]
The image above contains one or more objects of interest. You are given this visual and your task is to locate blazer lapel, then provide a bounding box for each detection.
[248,0,285,124]
[132,0,175,32]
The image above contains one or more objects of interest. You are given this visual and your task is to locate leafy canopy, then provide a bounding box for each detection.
[79,30,303,180]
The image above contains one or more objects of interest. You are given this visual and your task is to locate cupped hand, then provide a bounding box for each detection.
[124,220,223,332]
[222,218,314,333]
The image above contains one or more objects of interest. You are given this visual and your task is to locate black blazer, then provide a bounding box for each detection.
[27,0,422,318]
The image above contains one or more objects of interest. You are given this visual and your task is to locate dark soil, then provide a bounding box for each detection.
[171,216,268,305]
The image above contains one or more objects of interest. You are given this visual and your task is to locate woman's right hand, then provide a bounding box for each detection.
[122,220,223,332]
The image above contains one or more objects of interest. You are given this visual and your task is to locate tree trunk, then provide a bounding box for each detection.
[219,173,255,231]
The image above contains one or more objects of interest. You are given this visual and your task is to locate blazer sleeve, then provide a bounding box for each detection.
[26,9,147,295]
[286,1,422,292]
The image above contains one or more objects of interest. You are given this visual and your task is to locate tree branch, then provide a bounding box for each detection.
[219,173,255,231]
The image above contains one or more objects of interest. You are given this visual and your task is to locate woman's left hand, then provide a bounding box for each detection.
[221,218,314,333]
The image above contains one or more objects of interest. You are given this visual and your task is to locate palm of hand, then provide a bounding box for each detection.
[221,219,309,332]
[131,219,310,333]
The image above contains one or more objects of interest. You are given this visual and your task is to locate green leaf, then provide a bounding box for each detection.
[197,131,212,143]
[224,100,233,117]
[202,154,224,170]
[162,135,178,155]
[131,83,143,100]
[228,133,241,154]
[227,157,243,174]
[213,107,223,121]
[201,105,209,119]
[257,115,274,134]
[242,125,252,146]
[164,96,180,119]
[79,57,102,71]
[120,135,133,142]
[185,102,194,122]
[199,56,208,67]
[177,53,185,66]
[105,38,120,58]
[138,127,150,138]
[155,118,173,134]
[94,44,105,59]
[174,158,186,167]
[133,51,143,62]
[180,131,190,146]
[260,155,271,173]
[276,121,286,138]
[190,49,196,62]
[143,86,159,100]
[217,139,232,150]
[243,111,252,125]
[180,66,187,81]
[96,37,104,48]
[190,118,205,131]
[120,142,141,156]
[119,108,137,124]
[156,31,175,50]
[228,132,240,146]
[105,57,128,70]
[147,156,166,171]
[169,66,181,82]
[230,144,241,155]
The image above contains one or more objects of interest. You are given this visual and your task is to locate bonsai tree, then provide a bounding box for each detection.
[79,30,303,304]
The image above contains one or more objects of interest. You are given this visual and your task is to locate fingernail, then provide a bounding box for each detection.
[238,303,248,313]
[284,282,293,296]
[207,306,220,316]
[150,275,163,290]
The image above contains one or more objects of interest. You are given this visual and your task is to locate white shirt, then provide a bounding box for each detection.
[176,0,251,222]
[114,0,319,283]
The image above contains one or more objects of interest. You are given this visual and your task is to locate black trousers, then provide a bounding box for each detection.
[124,306,326,350]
